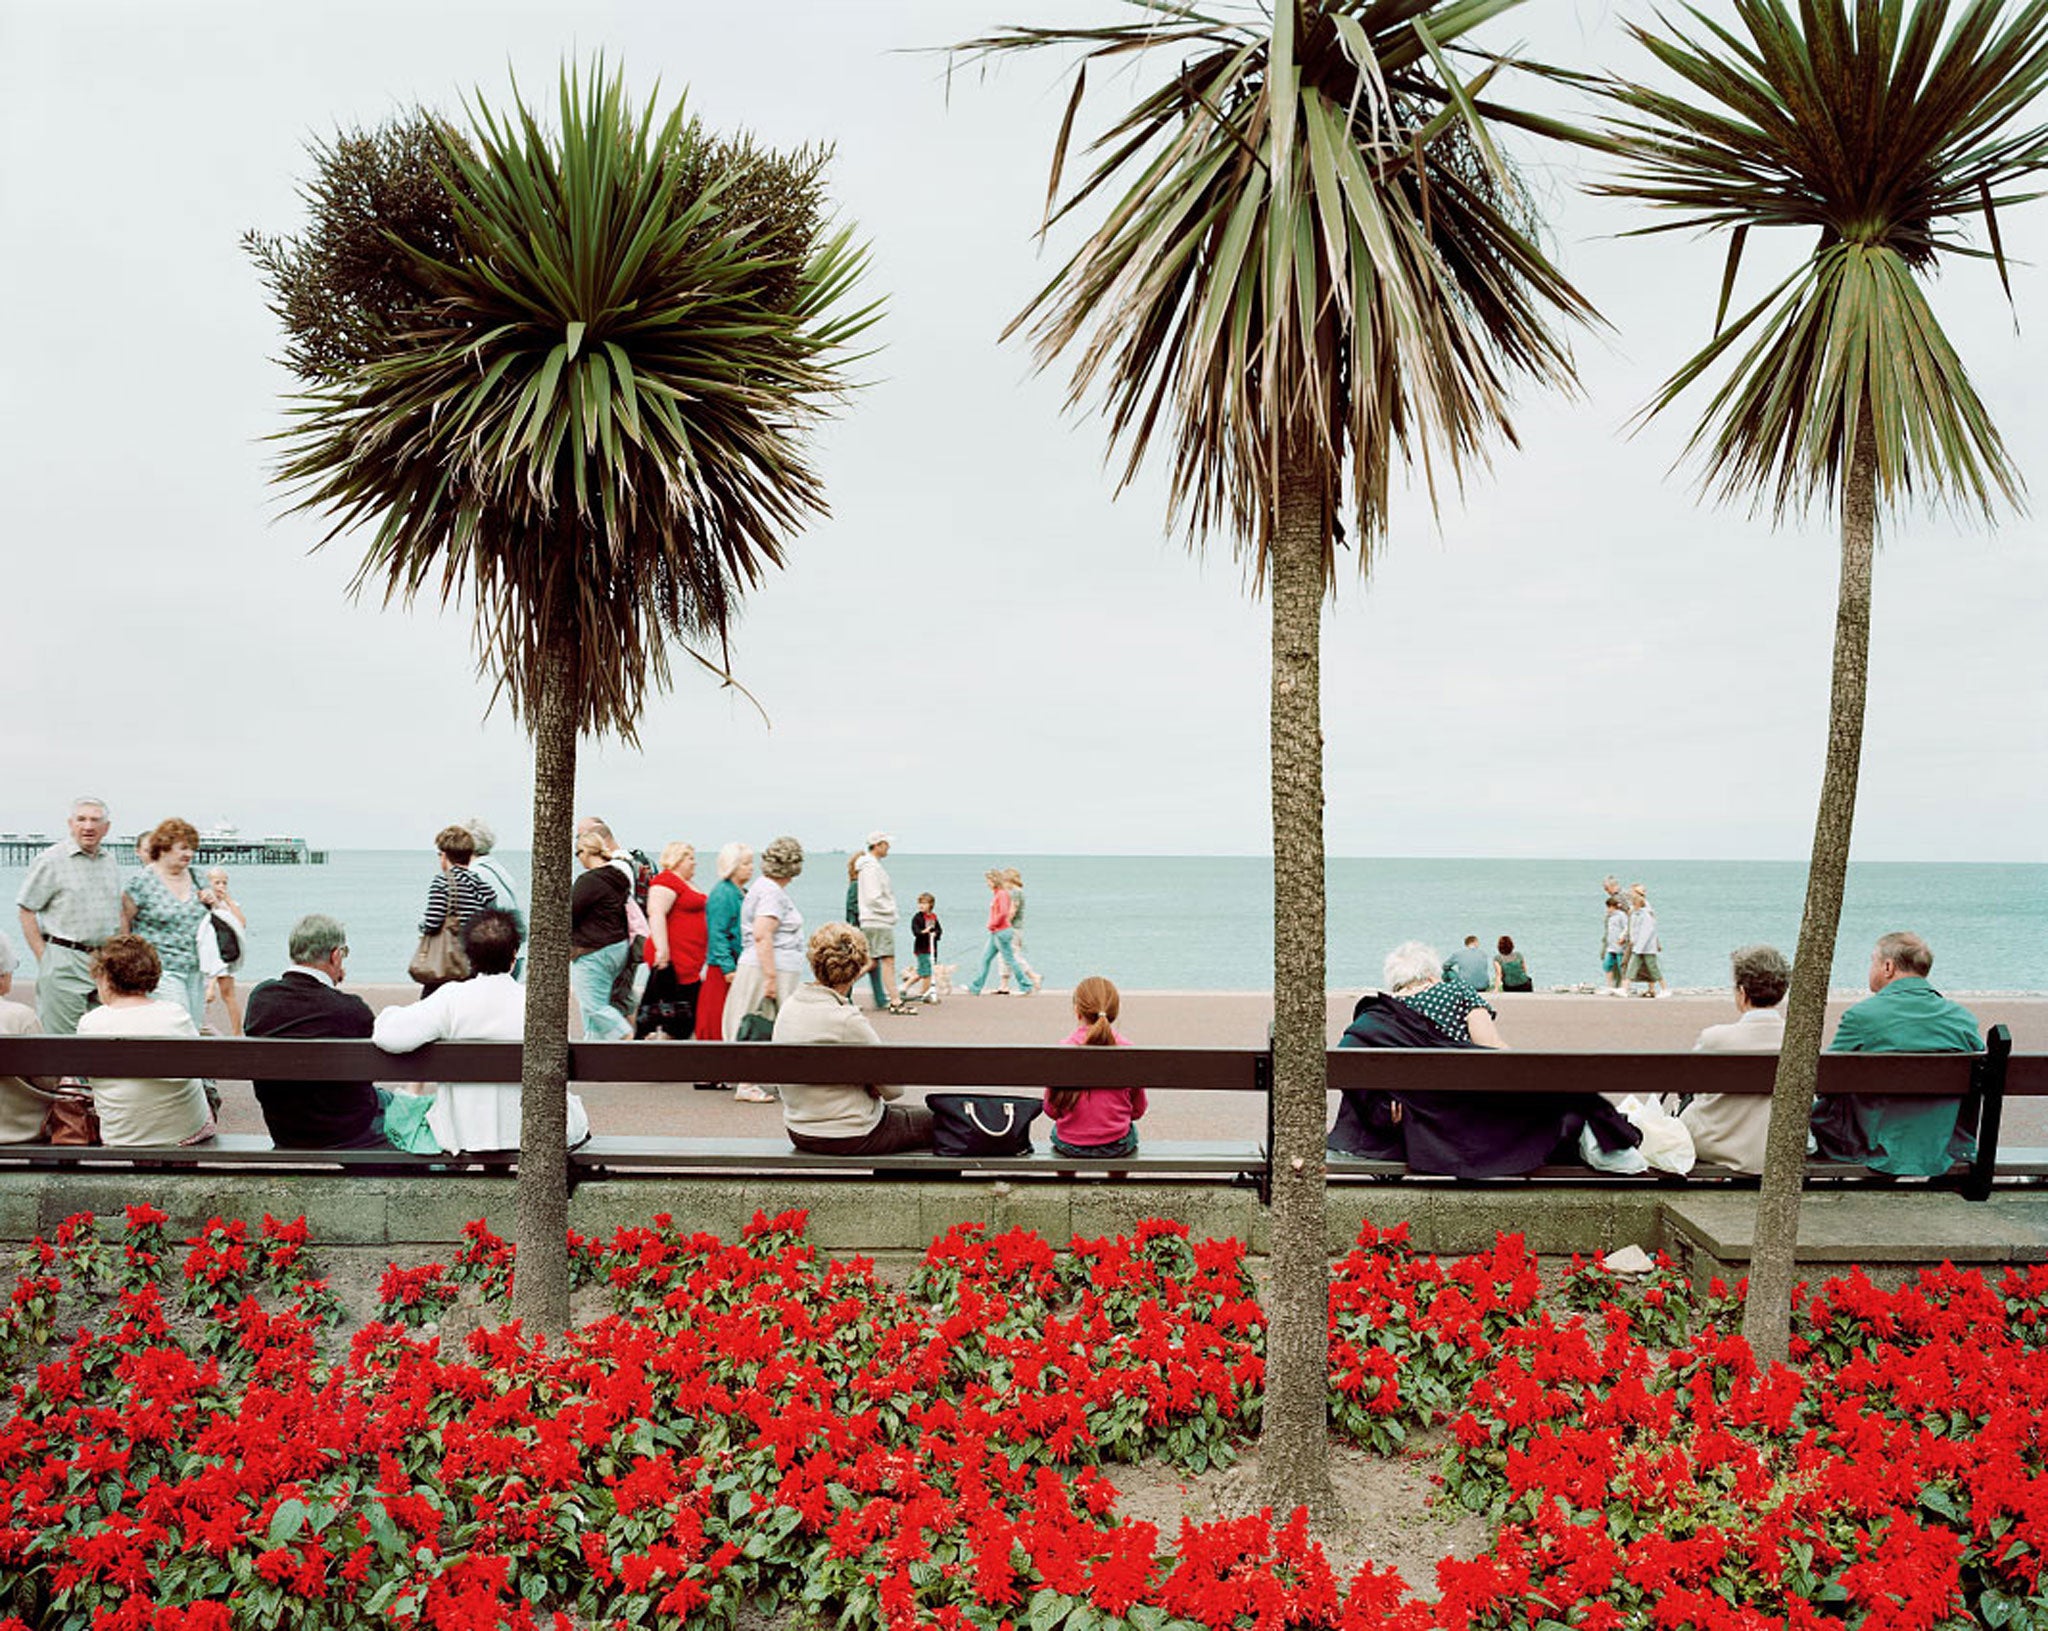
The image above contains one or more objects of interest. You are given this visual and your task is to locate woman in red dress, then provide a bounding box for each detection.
[636,842,708,1040]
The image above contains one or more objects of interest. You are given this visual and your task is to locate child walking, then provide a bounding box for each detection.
[901,893,942,1004]
[1045,976,1146,1158]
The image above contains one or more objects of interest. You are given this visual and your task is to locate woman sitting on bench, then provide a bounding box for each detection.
[76,935,214,1147]
[773,923,934,1157]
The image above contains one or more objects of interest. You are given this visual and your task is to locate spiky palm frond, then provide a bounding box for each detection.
[273,63,877,737]
[956,0,1596,588]
[1599,0,2048,518]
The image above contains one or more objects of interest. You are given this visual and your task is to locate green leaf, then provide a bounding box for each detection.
[267,1499,308,1544]
[1030,1587,1074,1631]
[565,319,587,359]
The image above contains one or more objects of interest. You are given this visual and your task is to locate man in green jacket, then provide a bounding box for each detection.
[1812,931,1982,1176]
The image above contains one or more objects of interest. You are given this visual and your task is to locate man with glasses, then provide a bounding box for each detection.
[14,796,122,1034]
[244,914,396,1150]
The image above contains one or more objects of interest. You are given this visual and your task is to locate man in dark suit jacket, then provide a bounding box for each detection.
[243,914,391,1149]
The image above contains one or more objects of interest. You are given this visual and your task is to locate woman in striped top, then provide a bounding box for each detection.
[418,825,496,995]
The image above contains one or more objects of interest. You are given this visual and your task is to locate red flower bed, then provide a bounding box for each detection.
[0,1210,2043,1629]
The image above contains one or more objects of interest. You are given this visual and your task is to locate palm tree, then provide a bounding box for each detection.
[1598,0,2048,1362]
[956,0,1591,1509]
[253,64,874,1333]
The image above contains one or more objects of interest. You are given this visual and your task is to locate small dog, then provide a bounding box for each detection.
[929,962,958,998]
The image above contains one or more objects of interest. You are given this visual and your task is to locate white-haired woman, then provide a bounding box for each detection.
[694,842,752,1048]
[1383,940,1506,1048]
[724,836,806,1104]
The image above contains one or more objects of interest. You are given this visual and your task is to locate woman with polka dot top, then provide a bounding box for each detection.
[1384,941,1506,1048]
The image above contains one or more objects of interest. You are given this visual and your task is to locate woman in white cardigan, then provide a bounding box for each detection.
[774,922,933,1156]
[373,910,588,1155]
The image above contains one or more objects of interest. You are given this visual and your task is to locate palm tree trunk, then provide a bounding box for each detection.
[1253,452,1338,1515]
[513,624,577,1338]
[1742,409,1877,1365]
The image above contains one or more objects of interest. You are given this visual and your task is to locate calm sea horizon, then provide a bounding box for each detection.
[4,851,2040,996]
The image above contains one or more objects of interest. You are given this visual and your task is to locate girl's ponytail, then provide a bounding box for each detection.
[1072,975,1120,1046]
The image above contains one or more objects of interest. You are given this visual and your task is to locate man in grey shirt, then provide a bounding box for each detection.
[14,796,123,1034]
[1444,935,1494,992]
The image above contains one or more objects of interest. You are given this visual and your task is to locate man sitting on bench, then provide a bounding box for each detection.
[245,914,397,1152]
[1813,931,1982,1176]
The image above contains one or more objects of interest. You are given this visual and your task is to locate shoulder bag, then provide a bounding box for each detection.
[210,909,243,966]
[408,878,471,986]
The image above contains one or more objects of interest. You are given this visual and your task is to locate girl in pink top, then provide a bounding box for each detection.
[1046,976,1147,1157]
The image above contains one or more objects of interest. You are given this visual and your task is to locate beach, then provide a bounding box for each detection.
[51,980,2043,1152]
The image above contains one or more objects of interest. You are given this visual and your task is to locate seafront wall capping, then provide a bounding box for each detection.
[0,1169,1657,1271]
[6,1171,2044,1285]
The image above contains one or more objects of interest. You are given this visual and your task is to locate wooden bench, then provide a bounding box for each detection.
[0,1027,2037,1203]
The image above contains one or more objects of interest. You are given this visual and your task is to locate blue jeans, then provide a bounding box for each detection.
[1053,1129,1140,1158]
[969,930,1030,994]
[572,942,633,1040]
[156,968,206,1030]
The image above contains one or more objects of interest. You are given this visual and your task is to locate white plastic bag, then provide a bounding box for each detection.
[1579,1124,1650,1175]
[1614,1093,1697,1175]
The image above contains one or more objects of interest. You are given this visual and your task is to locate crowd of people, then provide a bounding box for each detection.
[2,798,1989,1178]
[0,798,1098,1161]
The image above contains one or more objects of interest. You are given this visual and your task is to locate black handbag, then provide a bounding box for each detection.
[928,1093,1041,1157]
[210,911,242,965]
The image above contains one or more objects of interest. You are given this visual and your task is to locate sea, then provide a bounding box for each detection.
[3,852,2041,996]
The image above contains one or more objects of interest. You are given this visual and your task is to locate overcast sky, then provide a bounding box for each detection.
[3,0,2043,862]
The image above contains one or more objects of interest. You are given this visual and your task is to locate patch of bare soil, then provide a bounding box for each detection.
[1101,1433,1489,1600]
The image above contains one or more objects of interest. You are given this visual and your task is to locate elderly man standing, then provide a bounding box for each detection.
[15,797,123,1035]
[1812,931,1983,1176]
[855,831,912,1016]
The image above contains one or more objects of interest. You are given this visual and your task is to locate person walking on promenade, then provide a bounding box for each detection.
[416,825,495,996]
[570,829,635,1040]
[199,868,248,1035]
[121,818,216,1028]
[1492,936,1533,993]
[637,843,707,1041]
[464,817,527,976]
[15,797,122,1034]
[725,836,807,1103]
[856,832,916,1015]
[901,893,942,1004]
[968,869,1036,995]
[694,843,752,1071]
[1625,884,1671,998]
[1678,943,1789,1175]
[992,867,1041,995]
[1045,975,1146,1158]
[1601,892,1630,994]
[1812,931,1983,1177]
